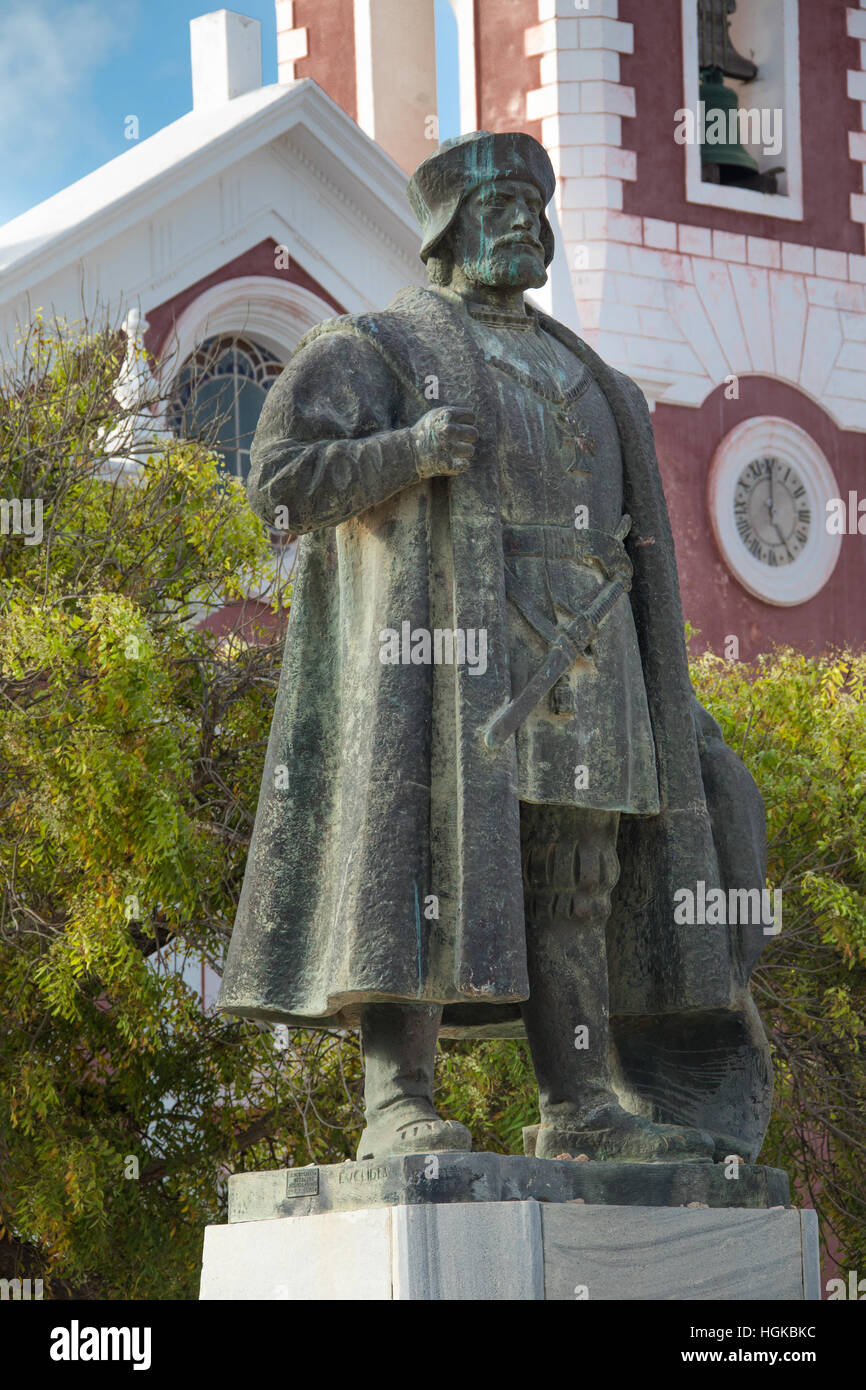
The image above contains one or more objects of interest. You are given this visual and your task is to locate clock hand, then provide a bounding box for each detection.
[773,521,794,562]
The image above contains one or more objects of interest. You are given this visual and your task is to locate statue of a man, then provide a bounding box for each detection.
[217,132,772,1166]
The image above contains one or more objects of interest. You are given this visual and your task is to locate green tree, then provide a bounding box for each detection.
[690,647,866,1269]
[0,315,363,1298]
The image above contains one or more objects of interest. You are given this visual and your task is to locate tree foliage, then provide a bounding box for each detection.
[0,315,301,1297]
[1,318,863,1298]
[691,646,866,1270]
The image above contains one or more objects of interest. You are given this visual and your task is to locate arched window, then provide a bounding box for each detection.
[166,335,283,483]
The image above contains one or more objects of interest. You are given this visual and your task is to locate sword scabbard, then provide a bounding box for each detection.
[484,572,630,750]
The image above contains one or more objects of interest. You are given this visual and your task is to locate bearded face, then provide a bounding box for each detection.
[446,178,549,291]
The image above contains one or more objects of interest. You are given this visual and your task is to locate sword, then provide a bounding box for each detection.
[484,514,632,751]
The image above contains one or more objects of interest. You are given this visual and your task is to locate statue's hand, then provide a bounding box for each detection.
[412,406,477,478]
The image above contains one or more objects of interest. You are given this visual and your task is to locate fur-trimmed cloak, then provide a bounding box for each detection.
[216,286,771,1151]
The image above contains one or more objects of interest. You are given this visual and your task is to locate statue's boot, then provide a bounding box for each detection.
[532,1105,716,1162]
[711,1132,749,1164]
[520,808,715,1164]
[357,1002,472,1161]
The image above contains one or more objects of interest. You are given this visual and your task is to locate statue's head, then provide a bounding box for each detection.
[407,131,556,293]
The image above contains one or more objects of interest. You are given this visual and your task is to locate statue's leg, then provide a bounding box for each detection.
[357,1002,472,1161]
[519,802,715,1162]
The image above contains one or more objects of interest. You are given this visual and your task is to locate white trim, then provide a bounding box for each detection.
[275,0,309,82]
[625,371,678,413]
[448,0,478,133]
[155,276,336,397]
[708,417,841,606]
[353,0,376,140]
[680,0,803,221]
[846,6,866,246]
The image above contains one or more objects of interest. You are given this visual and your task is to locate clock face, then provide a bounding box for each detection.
[708,420,841,608]
[733,455,811,568]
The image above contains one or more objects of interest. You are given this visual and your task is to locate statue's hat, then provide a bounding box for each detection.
[407,130,556,266]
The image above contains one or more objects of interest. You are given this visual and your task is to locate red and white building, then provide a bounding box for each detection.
[1,1,864,657]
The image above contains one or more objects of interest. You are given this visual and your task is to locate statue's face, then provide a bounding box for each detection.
[448,178,548,291]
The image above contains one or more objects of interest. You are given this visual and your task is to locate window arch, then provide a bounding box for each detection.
[166,334,283,483]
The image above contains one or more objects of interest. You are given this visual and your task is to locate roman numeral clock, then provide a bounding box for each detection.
[708,418,842,606]
[734,456,810,566]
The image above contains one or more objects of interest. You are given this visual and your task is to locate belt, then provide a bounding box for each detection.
[485,515,633,748]
[502,523,632,583]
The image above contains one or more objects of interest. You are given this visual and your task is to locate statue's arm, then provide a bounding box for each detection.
[247,329,474,533]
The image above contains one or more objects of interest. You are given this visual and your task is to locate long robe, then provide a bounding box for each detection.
[216,285,772,1151]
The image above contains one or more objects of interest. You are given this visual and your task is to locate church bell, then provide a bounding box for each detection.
[699,65,759,182]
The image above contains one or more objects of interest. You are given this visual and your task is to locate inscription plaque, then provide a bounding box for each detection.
[285,1168,319,1198]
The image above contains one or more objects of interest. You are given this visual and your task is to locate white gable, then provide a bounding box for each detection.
[0,77,425,354]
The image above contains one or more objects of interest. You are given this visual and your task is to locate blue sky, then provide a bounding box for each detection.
[0,0,460,224]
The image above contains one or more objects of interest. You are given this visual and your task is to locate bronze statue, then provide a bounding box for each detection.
[217,132,773,1166]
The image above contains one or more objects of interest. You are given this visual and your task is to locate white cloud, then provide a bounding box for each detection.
[0,1,136,180]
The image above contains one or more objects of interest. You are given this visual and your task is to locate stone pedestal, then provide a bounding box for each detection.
[199,1154,820,1301]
